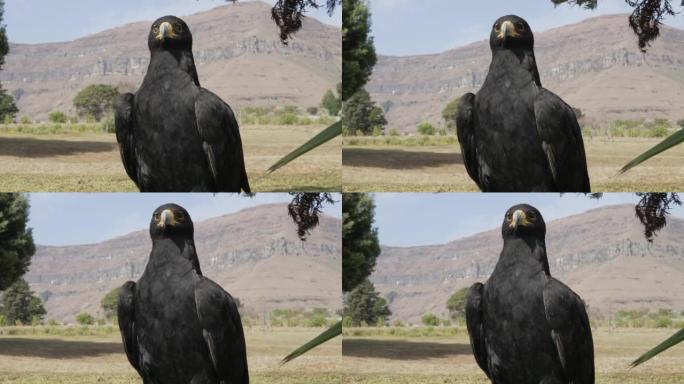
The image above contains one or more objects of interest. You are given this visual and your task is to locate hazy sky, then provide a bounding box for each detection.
[373,193,684,247]
[28,193,341,246]
[4,0,341,44]
[370,0,684,56]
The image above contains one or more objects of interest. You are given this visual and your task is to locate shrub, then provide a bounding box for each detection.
[306,106,318,115]
[389,128,399,136]
[371,126,383,136]
[417,122,435,135]
[76,312,95,325]
[48,111,68,124]
[278,113,298,125]
[421,312,440,326]
[19,116,31,124]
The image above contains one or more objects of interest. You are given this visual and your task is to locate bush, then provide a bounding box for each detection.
[0,315,6,326]
[100,117,115,133]
[649,125,669,137]
[48,111,68,123]
[19,116,31,124]
[389,128,399,136]
[417,122,435,135]
[421,312,440,326]
[2,115,12,124]
[371,126,383,136]
[306,106,318,115]
[393,319,405,327]
[278,113,298,125]
[76,312,95,325]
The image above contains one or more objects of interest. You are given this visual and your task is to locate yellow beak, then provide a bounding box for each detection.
[156,22,175,41]
[509,210,529,229]
[498,20,519,40]
[159,209,175,229]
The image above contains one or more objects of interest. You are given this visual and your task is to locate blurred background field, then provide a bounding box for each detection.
[0,121,341,192]
[342,326,684,384]
[0,326,342,384]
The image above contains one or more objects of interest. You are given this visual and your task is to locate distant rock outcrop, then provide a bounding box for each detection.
[1,1,341,121]
[372,205,684,323]
[368,15,684,132]
[26,203,342,323]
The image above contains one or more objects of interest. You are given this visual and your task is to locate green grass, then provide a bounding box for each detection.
[344,135,457,147]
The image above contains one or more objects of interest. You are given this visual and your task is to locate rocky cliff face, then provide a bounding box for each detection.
[1,1,341,120]
[368,14,684,132]
[372,205,684,323]
[26,203,342,323]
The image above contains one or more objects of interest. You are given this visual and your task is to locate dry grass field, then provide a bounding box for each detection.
[0,327,342,384]
[342,327,684,383]
[342,137,684,192]
[0,124,341,192]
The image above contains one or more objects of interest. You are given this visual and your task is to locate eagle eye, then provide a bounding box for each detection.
[516,22,525,31]
[175,23,183,32]
[494,24,501,32]
[527,211,536,219]
[506,212,512,220]
[153,212,160,220]
[152,25,159,34]
[174,211,185,221]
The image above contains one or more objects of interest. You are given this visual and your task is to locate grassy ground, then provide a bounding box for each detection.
[0,327,342,383]
[342,136,684,192]
[342,327,684,383]
[0,124,340,192]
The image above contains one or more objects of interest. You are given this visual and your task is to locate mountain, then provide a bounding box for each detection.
[0,1,341,121]
[367,15,684,133]
[25,204,341,323]
[371,204,684,324]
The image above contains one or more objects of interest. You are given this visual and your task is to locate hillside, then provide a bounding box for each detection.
[0,1,341,121]
[371,204,684,323]
[25,203,342,323]
[367,14,684,133]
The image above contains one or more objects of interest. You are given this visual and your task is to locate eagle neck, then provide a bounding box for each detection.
[151,237,203,276]
[490,48,541,87]
[150,49,200,86]
[500,236,551,276]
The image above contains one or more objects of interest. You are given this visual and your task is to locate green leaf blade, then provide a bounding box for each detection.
[631,328,684,368]
[619,129,684,175]
[267,121,341,174]
[280,321,342,365]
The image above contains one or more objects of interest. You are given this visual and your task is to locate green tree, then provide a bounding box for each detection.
[342,0,376,100]
[342,88,386,135]
[343,193,380,292]
[446,287,469,321]
[72,84,119,121]
[344,279,391,326]
[0,278,46,325]
[442,98,460,132]
[422,312,440,326]
[0,194,35,291]
[321,89,342,116]
[417,122,435,136]
[76,312,95,325]
[100,287,121,320]
[48,110,68,124]
[0,92,17,122]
